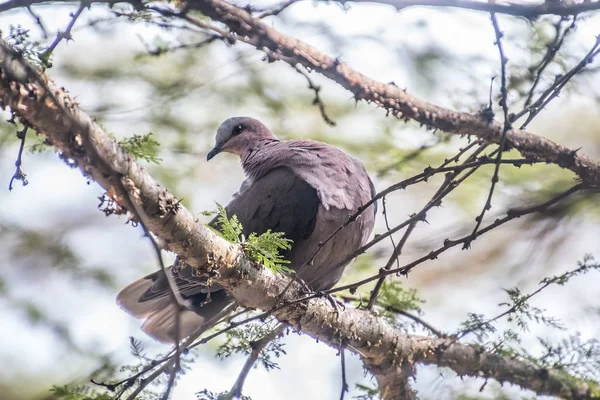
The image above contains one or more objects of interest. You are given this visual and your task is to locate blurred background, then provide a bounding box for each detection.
[0,1,599,399]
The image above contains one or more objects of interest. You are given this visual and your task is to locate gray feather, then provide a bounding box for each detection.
[117,117,377,343]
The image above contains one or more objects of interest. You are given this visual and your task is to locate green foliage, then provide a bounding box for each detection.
[129,336,146,360]
[49,384,113,400]
[8,225,115,287]
[540,254,600,286]
[453,257,600,388]
[526,334,600,383]
[459,256,600,342]
[459,313,497,342]
[216,322,286,371]
[377,280,424,314]
[354,383,379,400]
[500,287,564,331]
[208,203,294,274]
[197,389,252,400]
[244,231,294,274]
[118,133,162,164]
[29,137,52,154]
[208,203,244,243]
[3,25,45,66]
[455,392,526,400]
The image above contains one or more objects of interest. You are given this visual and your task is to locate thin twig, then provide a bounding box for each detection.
[257,0,299,18]
[524,16,577,108]
[160,362,177,400]
[337,0,600,18]
[278,152,538,305]
[8,125,28,191]
[294,64,337,126]
[365,221,415,310]
[338,341,349,400]
[511,35,600,128]
[467,13,511,249]
[117,178,187,391]
[366,143,492,309]
[393,309,444,337]
[1,0,600,17]
[40,2,87,65]
[377,142,435,177]
[125,359,175,400]
[278,183,585,307]
[454,259,598,343]
[229,324,287,398]
[339,293,444,337]
[381,196,399,270]
[95,309,253,397]
[26,5,47,38]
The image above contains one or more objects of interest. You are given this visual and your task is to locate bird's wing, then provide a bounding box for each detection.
[116,167,320,341]
[218,166,320,245]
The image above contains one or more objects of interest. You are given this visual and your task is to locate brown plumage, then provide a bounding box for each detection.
[117,117,377,343]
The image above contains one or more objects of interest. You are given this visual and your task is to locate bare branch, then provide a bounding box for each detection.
[339,293,445,337]
[124,360,174,400]
[339,0,600,18]
[3,0,599,186]
[189,0,600,188]
[2,0,600,17]
[367,142,492,308]
[256,0,299,18]
[40,2,86,66]
[524,16,578,108]
[122,179,184,390]
[26,5,48,38]
[467,13,511,247]
[294,64,337,126]
[229,324,287,398]
[8,123,28,190]
[338,342,349,400]
[512,35,600,129]
[372,359,416,400]
[0,33,597,400]
[322,183,586,296]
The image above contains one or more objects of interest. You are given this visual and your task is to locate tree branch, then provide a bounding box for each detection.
[0,39,596,399]
[2,1,600,188]
[341,0,600,18]
[372,358,416,400]
[2,0,600,17]
[229,324,287,399]
[186,0,600,188]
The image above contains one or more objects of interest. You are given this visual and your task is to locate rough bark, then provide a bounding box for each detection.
[0,40,596,399]
[2,0,600,18]
[346,0,600,18]
[189,0,600,188]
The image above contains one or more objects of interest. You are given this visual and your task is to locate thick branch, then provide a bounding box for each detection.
[371,358,417,400]
[188,0,600,188]
[345,0,600,18]
[0,40,596,400]
[2,1,599,186]
[2,0,600,17]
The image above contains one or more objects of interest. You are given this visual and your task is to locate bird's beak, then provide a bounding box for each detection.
[207,144,222,161]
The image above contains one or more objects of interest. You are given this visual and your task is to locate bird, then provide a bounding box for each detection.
[117,117,377,343]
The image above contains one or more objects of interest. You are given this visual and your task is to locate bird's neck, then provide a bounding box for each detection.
[240,139,279,178]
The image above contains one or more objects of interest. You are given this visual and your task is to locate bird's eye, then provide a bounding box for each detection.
[232,124,246,136]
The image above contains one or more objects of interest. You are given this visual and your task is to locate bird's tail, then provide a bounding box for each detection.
[117,277,234,343]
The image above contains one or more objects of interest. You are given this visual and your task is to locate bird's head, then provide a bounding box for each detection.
[207,117,277,161]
